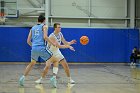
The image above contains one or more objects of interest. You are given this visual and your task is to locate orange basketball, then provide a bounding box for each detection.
[80,36,89,45]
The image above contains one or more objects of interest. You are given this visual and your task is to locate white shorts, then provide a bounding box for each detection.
[51,49,64,62]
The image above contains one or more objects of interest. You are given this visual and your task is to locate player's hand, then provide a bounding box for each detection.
[69,46,75,51]
[70,40,77,45]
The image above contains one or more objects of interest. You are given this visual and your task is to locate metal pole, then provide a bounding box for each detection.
[45,0,49,26]
[130,0,135,28]
[88,0,91,27]
[124,0,128,27]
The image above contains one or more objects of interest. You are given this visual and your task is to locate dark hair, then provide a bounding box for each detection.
[38,15,45,23]
[53,23,60,28]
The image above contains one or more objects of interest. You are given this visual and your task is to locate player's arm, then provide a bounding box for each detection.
[43,25,55,46]
[59,35,75,51]
[61,35,76,45]
[27,30,32,46]
[50,36,71,49]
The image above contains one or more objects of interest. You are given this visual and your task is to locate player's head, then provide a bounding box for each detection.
[54,23,61,32]
[38,15,45,23]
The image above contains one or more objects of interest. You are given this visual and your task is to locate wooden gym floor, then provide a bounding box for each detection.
[0,63,140,93]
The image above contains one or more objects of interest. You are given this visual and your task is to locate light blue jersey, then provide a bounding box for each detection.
[30,24,52,61]
[31,24,45,47]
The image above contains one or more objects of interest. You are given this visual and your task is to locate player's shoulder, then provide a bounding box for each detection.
[59,32,63,37]
[31,25,37,29]
[43,24,48,28]
[49,33,55,37]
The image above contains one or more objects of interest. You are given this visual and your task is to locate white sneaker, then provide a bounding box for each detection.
[69,79,75,84]
[130,62,133,66]
[35,79,42,84]
[133,63,136,65]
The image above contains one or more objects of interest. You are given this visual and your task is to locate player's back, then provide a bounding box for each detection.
[31,24,45,47]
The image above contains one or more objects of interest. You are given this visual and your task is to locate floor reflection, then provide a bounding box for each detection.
[18,83,75,93]
[130,65,140,93]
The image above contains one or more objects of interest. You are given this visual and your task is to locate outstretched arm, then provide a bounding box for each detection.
[58,35,75,51]
[61,35,76,45]
[49,36,72,49]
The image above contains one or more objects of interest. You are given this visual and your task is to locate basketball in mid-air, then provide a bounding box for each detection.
[80,36,89,45]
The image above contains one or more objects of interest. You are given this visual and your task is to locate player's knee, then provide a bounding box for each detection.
[61,59,68,65]
[31,60,36,65]
[45,61,51,67]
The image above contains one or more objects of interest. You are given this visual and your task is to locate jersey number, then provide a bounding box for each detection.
[35,29,39,36]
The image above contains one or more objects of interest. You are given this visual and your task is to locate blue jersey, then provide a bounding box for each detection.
[31,24,45,47]
[30,24,53,61]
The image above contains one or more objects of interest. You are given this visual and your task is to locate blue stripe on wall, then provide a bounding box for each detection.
[0,27,139,62]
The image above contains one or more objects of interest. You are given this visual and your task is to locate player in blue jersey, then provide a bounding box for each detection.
[19,15,74,87]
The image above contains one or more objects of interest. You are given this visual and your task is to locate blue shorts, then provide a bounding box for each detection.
[31,46,53,61]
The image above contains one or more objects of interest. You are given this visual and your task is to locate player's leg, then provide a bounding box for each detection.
[133,56,137,65]
[52,62,59,76]
[60,59,75,84]
[24,59,36,76]
[19,59,37,86]
[35,56,55,83]
[35,56,58,88]
[35,48,53,84]
[19,47,39,86]
[35,48,58,88]
[53,50,75,84]
[60,59,70,77]
[130,53,134,65]
[51,61,59,79]
[50,61,59,88]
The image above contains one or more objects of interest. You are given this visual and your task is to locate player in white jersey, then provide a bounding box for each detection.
[48,23,76,84]
[34,23,75,88]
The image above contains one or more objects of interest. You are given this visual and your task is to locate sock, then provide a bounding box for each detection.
[20,75,25,81]
[53,75,56,78]
[53,67,58,75]
[22,75,25,79]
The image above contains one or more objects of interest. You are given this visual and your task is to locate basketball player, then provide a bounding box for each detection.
[50,23,76,84]
[35,23,76,85]
[19,15,73,87]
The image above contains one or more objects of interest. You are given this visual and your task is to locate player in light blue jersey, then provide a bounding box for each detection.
[19,15,59,87]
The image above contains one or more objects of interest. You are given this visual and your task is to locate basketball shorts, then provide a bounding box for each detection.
[51,49,64,62]
[31,46,53,61]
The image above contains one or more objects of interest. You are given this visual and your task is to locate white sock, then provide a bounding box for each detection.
[53,67,58,75]
[22,75,25,78]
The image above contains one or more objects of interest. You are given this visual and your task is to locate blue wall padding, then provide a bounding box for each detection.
[0,27,31,62]
[0,27,139,62]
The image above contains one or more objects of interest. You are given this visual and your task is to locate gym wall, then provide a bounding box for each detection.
[0,27,139,63]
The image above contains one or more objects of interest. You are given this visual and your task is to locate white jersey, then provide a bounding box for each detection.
[47,32,64,61]
[48,32,63,52]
